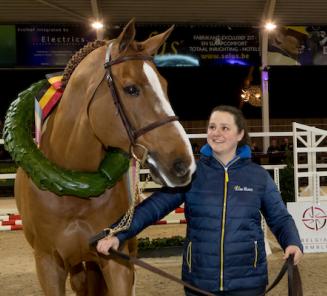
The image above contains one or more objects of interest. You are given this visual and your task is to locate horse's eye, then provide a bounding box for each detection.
[123,85,140,97]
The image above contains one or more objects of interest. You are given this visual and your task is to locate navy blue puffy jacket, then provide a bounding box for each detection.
[116,144,303,292]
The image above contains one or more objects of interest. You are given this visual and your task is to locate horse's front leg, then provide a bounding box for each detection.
[34,249,68,296]
[100,244,135,296]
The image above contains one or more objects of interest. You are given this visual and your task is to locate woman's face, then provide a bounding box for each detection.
[207,111,244,160]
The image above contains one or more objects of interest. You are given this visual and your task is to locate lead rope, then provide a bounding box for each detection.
[103,158,141,237]
[100,142,151,237]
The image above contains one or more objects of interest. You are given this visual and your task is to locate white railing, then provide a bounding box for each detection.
[3,125,326,198]
[0,174,16,180]
[0,140,288,197]
[1,132,290,189]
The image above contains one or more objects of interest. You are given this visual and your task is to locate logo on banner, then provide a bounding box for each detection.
[302,206,327,231]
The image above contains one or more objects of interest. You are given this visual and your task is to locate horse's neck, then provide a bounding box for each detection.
[41,101,104,171]
[41,69,106,171]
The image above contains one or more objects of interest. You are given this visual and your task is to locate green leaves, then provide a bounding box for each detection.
[137,236,185,250]
[3,80,130,198]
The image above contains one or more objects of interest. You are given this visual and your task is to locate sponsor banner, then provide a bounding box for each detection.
[16,24,96,67]
[268,26,327,65]
[108,24,260,67]
[287,202,327,253]
[0,25,16,66]
[9,24,327,67]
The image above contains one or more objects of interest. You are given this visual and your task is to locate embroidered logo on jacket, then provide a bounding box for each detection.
[234,185,254,192]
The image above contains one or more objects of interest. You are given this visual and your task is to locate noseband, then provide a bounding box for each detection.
[104,43,178,162]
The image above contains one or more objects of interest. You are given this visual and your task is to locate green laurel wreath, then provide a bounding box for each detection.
[3,79,130,198]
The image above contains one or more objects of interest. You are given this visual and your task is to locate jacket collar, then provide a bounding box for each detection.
[200,143,251,166]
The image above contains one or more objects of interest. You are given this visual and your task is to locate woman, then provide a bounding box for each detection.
[97,105,303,296]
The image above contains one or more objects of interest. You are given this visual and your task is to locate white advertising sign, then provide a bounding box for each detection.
[287,202,327,253]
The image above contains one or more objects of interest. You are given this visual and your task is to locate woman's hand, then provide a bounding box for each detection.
[96,235,120,256]
[283,245,303,265]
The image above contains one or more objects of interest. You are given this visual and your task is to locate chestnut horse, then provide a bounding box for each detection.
[15,20,195,295]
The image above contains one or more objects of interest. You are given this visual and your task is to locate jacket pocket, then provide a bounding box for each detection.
[186,241,192,272]
[253,240,258,268]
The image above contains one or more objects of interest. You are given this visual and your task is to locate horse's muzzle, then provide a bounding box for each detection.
[172,158,190,178]
[145,152,194,188]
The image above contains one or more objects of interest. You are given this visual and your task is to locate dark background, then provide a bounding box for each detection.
[1,65,327,122]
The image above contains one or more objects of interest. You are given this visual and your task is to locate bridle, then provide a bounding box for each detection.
[104,43,178,163]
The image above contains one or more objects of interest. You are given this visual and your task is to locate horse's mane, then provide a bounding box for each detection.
[61,40,107,89]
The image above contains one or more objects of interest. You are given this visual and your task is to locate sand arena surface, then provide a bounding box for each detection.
[0,223,326,296]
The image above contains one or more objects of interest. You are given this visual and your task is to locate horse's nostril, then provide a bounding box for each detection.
[173,159,189,177]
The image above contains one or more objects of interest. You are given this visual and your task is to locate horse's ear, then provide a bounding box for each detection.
[116,18,136,53]
[139,25,175,55]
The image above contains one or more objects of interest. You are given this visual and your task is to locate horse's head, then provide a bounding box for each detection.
[87,20,195,187]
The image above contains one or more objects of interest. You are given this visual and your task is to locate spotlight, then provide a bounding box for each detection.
[264,22,276,31]
[91,21,104,30]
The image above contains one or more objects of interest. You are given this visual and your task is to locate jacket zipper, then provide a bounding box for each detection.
[254,241,258,268]
[218,157,239,291]
[186,241,192,272]
[219,168,229,291]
